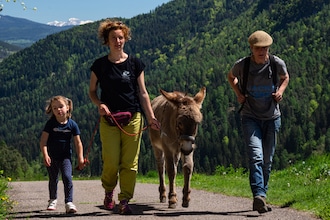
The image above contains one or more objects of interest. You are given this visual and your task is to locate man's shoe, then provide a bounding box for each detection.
[253,196,270,214]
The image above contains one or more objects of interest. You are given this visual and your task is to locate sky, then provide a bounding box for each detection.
[0,0,171,24]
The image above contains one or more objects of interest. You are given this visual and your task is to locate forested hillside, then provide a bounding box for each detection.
[0,0,330,179]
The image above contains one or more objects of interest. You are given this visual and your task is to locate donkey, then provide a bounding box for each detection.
[149,87,206,208]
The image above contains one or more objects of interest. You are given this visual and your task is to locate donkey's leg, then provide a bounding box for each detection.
[153,147,166,203]
[166,151,180,208]
[182,152,194,207]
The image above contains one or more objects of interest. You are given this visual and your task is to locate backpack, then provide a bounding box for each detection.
[238,54,278,113]
[241,54,278,96]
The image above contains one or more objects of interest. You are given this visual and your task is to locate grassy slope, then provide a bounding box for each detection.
[137,154,330,220]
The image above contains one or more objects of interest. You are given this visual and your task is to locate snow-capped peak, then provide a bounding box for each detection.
[47,18,93,27]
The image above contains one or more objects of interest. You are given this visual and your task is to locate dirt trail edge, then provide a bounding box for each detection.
[8,180,318,220]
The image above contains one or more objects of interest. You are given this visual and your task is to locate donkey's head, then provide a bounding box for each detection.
[160,87,206,155]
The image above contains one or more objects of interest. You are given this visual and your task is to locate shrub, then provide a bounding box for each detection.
[0,170,13,219]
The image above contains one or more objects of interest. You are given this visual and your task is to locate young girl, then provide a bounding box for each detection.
[40,95,85,213]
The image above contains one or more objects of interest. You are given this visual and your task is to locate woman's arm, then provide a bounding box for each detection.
[89,71,110,116]
[137,71,160,130]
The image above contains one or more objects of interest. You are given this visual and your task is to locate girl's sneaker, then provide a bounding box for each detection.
[65,202,77,213]
[47,199,57,210]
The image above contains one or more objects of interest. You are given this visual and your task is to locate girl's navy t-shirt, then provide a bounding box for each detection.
[43,117,80,160]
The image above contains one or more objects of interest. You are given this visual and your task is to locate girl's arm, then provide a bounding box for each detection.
[73,135,85,170]
[40,131,51,167]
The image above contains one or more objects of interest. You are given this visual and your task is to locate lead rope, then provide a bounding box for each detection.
[107,112,149,136]
[76,113,149,171]
[75,117,100,171]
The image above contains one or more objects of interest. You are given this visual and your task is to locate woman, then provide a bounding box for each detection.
[89,19,160,215]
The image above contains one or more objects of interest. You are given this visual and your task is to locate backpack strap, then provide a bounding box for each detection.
[237,56,250,113]
[268,54,278,88]
[238,54,278,113]
[242,56,251,95]
[241,54,278,95]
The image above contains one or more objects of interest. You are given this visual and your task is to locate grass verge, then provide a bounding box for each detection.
[138,154,329,220]
[0,170,13,219]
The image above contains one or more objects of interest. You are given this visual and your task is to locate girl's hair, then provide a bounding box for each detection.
[98,19,131,45]
[45,95,73,118]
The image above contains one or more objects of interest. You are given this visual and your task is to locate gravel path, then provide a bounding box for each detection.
[8,180,318,219]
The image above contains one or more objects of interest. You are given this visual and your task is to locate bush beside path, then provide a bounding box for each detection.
[8,180,318,219]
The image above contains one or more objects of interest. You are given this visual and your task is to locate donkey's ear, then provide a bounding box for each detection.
[194,87,206,105]
[160,89,178,101]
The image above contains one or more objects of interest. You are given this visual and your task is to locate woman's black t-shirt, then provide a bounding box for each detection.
[90,55,145,113]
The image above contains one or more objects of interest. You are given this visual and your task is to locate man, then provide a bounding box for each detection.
[227,30,289,213]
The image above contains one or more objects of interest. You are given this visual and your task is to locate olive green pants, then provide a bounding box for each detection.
[100,112,143,201]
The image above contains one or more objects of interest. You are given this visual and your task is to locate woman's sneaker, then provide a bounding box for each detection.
[119,199,132,215]
[47,199,57,210]
[65,202,77,213]
[104,191,115,210]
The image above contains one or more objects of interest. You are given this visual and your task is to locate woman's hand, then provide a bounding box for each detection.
[98,103,110,116]
[149,118,161,131]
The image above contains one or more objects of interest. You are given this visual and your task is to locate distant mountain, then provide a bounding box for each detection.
[47,18,93,27]
[0,40,21,51]
[0,15,73,47]
[0,40,21,62]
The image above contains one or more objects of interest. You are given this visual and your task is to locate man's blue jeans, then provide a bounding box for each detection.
[241,116,281,198]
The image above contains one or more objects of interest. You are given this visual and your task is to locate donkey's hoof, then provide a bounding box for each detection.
[168,193,177,208]
[160,196,166,203]
[182,196,190,208]
[182,201,189,208]
[168,202,177,209]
